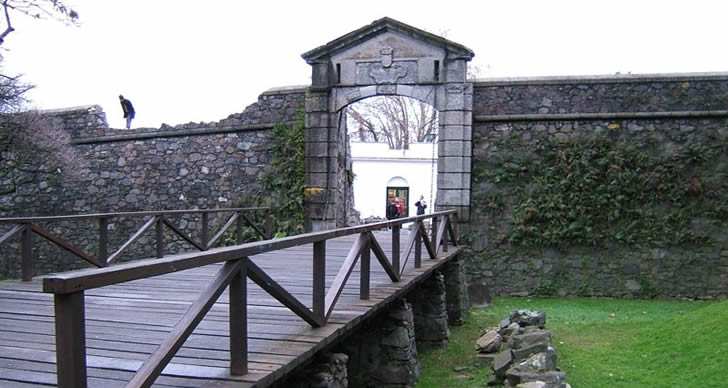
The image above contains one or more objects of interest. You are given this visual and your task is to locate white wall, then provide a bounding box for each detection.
[350,142,438,219]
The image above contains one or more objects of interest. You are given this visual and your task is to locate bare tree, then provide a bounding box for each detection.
[346,95,438,150]
[1,110,86,180]
[0,60,85,207]
[0,71,31,113]
[0,2,83,212]
[1,0,78,46]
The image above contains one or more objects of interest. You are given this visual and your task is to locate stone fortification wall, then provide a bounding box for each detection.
[474,73,728,116]
[0,87,305,278]
[468,73,728,300]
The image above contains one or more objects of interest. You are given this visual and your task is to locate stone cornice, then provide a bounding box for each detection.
[475,110,728,123]
[474,72,728,87]
[302,17,474,64]
[71,122,296,145]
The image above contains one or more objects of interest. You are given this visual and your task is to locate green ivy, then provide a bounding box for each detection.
[221,109,306,243]
[261,109,306,237]
[475,128,728,248]
[534,279,556,296]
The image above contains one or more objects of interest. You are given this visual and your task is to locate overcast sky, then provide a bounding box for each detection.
[2,0,727,128]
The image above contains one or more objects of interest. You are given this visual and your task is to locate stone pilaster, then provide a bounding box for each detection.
[304,89,338,232]
[436,80,473,222]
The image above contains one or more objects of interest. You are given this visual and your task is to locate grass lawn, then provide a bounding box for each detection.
[417,297,728,387]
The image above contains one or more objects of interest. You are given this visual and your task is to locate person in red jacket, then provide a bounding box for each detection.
[394,197,404,217]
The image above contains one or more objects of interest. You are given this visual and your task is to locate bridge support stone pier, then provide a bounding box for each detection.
[410,271,450,351]
[288,353,349,388]
[287,258,469,387]
[334,298,420,387]
[442,257,470,325]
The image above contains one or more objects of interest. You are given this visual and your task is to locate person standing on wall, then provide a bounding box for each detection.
[415,195,427,215]
[119,95,135,129]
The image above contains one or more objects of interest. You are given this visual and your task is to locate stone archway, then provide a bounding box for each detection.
[301,17,474,231]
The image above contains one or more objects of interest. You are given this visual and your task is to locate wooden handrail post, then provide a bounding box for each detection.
[229,260,247,375]
[431,216,438,248]
[415,226,422,268]
[452,212,459,242]
[155,216,164,258]
[201,212,209,250]
[391,224,400,276]
[98,217,109,266]
[236,211,244,244]
[265,209,272,240]
[443,216,449,253]
[21,224,32,281]
[54,291,87,388]
[360,233,370,300]
[313,241,326,319]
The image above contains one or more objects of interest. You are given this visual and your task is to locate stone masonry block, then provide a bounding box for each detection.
[305,141,331,158]
[439,125,465,141]
[309,219,337,232]
[445,95,466,111]
[441,111,467,126]
[411,85,438,107]
[445,60,467,83]
[305,157,329,173]
[397,85,414,97]
[464,111,473,125]
[305,91,329,112]
[305,127,329,143]
[304,186,337,203]
[439,156,470,173]
[377,85,397,95]
[305,202,337,220]
[309,63,327,88]
[437,172,468,190]
[438,140,471,157]
[305,172,333,187]
[305,112,330,129]
[438,189,470,207]
[360,85,377,99]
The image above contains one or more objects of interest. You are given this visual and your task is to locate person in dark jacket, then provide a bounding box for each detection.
[415,195,427,215]
[119,95,135,129]
[386,197,399,220]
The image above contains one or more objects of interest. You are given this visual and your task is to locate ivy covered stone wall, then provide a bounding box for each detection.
[0,87,305,278]
[468,73,728,300]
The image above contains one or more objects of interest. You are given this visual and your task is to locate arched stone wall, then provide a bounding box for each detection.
[301,18,474,231]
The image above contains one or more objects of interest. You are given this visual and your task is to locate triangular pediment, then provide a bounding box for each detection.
[302,17,474,64]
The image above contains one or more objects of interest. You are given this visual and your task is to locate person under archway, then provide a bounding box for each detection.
[415,195,427,215]
[386,197,398,220]
[394,197,404,217]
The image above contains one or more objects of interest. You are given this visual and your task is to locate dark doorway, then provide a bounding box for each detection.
[386,186,409,218]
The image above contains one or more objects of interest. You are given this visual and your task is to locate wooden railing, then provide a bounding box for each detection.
[0,207,271,281]
[42,210,459,388]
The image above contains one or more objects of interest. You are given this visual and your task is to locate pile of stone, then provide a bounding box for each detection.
[476,309,570,388]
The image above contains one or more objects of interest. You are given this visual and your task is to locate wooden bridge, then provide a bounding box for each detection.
[0,210,461,387]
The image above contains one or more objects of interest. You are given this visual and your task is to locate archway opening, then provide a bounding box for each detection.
[342,95,439,223]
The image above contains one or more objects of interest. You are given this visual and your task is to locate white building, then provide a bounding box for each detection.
[350,141,438,220]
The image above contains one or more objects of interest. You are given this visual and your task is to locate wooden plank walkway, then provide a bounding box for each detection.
[0,229,461,387]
